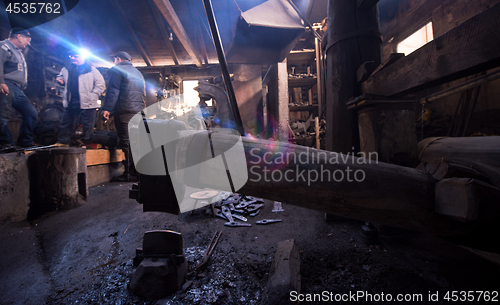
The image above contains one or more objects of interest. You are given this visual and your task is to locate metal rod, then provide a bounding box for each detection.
[421,69,500,104]
[286,0,322,40]
[202,0,245,136]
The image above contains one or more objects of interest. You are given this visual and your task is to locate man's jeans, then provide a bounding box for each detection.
[115,112,136,174]
[57,105,97,144]
[0,81,38,146]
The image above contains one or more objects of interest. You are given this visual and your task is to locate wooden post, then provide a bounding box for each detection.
[262,239,301,304]
[325,0,381,153]
[307,66,313,105]
[277,60,290,141]
[266,60,290,141]
[314,37,323,118]
[315,116,320,149]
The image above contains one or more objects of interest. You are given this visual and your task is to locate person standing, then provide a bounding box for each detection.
[55,50,105,146]
[0,28,38,151]
[101,51,145,182]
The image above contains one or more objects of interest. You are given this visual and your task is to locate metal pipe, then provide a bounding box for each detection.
[202,0,245,136]
[421,69,500,104]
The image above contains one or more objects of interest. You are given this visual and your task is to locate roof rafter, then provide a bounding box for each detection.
[147,0,180,65]
[151,0,203,67]
[111,0,154,66]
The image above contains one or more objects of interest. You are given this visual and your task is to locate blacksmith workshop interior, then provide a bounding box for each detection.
[1,0,500,304]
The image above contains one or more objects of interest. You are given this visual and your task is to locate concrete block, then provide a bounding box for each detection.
[86,163,124,187]
[0,152,30,222]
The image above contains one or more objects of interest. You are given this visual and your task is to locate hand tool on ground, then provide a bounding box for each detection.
[221,206,234,223]
[235,199,257,209]
[196,230,222,272]
[215,211,228,221]
[256,219,282,225]
[249,210,260,217]
[224,221,251,227]
[272,201,284,212]
[246,203,264,213]
[216,210,247,222]
[231,214,247,222]
[244,196,264,203]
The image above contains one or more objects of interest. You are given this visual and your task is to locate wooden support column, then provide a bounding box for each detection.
[277,61,290,141]
[325,0,381,153]
[266,61,290,141]
[233,64,263,136]
[314,37,323,118]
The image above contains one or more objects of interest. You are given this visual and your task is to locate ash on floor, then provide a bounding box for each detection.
[1,183,499,305]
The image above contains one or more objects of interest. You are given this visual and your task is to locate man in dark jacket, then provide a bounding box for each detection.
[0,28,38,151]
[102,51,145,181]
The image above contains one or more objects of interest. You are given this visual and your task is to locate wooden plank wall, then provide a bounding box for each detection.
[380,0,500,60]
[371,0,500,138]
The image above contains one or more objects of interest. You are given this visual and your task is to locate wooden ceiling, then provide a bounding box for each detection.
[10,0,326,69]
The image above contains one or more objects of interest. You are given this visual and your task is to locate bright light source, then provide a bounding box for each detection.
[183,80,200,107]
[397,22,434,55]
[79,48,90,60]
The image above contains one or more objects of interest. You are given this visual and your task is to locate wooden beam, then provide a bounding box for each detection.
[148,0,180,65]
[362,2,500,97]
[170,130,477,235]
[151,0,203,67]
[187,0,209,65]
[435,178,500,221]
[262,239,301,304]
[86,149,125,166]
[139,64,221,79]
[197,18,209,65]
[418,136,500,168]
[111,0,153,66]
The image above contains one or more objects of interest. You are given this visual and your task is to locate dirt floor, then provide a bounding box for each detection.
[1,181,500,305]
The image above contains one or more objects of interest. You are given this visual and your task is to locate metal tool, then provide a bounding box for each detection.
[225,197,240,205]
[246,203,264,213]
[216,210,247,222]
[224,221,251,227]
[231,214,247,222]
[221,206,234,223]
[235,199,256,209]
[249,210,260,217]
[256,219,282,225]
[244,196,264,202]
[215,211,228,221]
[16,144,60,152]
[196,230,222,272]
[272,201,284,212]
